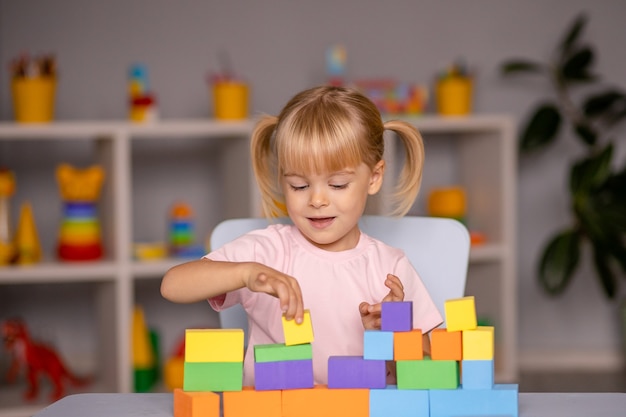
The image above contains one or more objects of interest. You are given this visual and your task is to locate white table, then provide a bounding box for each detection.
[32,392,626,417]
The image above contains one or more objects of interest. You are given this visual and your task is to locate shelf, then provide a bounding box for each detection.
[0,116,517,413]
[0,261,118,284]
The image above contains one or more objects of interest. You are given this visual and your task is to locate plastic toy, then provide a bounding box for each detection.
[2,318,89,401]
[128,64,158,122]
[56,164,105,261]
[168,202,205,258]
[0,168,16,265]
[13,201,42,265]
[132,305,160,392]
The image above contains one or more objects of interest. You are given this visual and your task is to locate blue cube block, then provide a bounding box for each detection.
[328,356,386,389]
[429,384,519,417]
[370,385,429,417]
[381,301,413,331]
[254,359,314,391]
[462,359,494,389]
[364,330,394,360]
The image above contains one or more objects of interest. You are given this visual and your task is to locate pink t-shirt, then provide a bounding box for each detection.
[207,224,442,386]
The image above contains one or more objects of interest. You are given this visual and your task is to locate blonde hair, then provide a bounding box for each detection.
[251,85,425,217]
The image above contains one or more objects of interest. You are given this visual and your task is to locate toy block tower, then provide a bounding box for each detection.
[183,328,244,392]
[427,296,519,417]
[253,310,314,390]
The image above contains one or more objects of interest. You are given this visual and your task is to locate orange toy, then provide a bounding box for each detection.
[223,386,282,417]
[173,388,219,417]
[431,328,463,361]
[393,329,423,361]
[282,385,369,417]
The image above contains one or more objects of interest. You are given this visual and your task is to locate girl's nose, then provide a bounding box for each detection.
[309,187,329,208]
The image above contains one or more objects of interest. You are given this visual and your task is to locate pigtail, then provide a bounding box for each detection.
[383,120,425,216]
[250,115,285,218]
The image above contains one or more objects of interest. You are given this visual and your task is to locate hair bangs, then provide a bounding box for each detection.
[276,110,365,175]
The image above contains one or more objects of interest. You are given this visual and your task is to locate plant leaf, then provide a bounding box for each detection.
[574,122,597,146]
[559,13,587,58]
[538,229,581,295]
[569,144,613,195]
[520,104,562,152]
[591,241,618,299]
[583,90,626,117]
[560,46,596,82]
[501,60,546,75]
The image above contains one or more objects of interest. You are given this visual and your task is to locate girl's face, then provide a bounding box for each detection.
[281,160,384,252]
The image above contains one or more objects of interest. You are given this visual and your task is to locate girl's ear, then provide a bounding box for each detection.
[368,160,385,195]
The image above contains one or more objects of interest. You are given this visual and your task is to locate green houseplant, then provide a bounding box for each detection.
[501,13,626,299]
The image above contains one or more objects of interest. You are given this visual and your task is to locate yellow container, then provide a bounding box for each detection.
[213,82,249,120]
[12,77,56,123]
[428,186,466,218]
[435,77,472,116]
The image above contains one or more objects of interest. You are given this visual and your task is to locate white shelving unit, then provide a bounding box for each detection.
[0,116,516,417]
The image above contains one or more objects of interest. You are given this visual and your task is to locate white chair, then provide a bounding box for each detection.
[210,215,470,341]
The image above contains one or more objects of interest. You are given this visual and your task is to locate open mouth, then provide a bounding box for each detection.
[308,217,335,228]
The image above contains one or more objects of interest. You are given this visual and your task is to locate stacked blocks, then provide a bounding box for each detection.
[183,329,243,392]
[254,309,314,390]
[174,298,518,417]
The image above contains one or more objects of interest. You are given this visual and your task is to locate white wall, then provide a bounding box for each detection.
[1,0,625,370]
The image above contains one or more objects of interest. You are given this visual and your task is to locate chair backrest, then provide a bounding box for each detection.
[210,215,470,339]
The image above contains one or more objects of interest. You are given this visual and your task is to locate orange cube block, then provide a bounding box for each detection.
[173,388,220,417]
[431,328,462,360]
[282,385,369,417]
[223,386,281,417]
[394,329,423,360]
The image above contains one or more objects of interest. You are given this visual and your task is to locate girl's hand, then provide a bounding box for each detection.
[358,274,404,330]
[244,263,305,323]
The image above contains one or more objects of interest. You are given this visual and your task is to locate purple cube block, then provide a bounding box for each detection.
[328,356,387,389]
[381,301,413,331]
[254,359,314,390]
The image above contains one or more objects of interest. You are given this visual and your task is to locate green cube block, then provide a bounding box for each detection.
[397,357,459,390]
[254,343,313,363]
[183,361,243,392]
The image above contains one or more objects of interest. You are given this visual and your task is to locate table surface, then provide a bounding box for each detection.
[32,392,626,417]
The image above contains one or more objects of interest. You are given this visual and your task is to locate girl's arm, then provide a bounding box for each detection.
[160,258,305,322]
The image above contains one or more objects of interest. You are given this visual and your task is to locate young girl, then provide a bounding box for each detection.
[161,85,442,386]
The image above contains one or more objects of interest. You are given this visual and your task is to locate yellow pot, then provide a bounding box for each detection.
[213,82,249,120]
[12,77,56,123]
[436,77,472,116]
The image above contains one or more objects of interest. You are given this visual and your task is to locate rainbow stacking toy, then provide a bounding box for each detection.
[56,164,105,261]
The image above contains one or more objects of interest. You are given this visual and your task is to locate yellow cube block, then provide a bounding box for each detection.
[282,310,314,346]
[462,326,495,359]
[184,329,244,362]
[444,296,477,331]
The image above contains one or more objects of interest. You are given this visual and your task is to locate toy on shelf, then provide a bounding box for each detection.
[207,51,250,120]
[132,305,160,392]
[435,59,474,116]
[0,168,16,265]
[354,79,429,115]
[128,64,158,123]
[326,44,347,87]
[56,164,105,261]
[168,202,205,258]
[428,186,487,246]
[1,318,89,401]
[164,333,186,391]
[13,201,42,265]
[10,53,57,123]
[174,296,518,417]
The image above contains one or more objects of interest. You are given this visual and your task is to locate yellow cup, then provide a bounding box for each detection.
[435,77,472,116]
[213,82,249,120]
[12,77,56,123]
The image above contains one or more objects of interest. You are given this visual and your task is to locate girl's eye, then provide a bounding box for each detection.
[290,184,308,191]
[330,183,348,190]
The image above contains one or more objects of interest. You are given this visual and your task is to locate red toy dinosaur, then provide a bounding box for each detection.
[2,318,89,401]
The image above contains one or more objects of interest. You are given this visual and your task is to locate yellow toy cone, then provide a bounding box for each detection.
[14,201,41,265]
